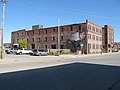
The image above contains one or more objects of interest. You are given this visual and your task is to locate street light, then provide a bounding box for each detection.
[0,0,6,59]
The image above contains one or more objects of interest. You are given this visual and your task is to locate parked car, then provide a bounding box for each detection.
[5,49,11,54]
[5,48,18,54]
[31,49,48,56]
[29,49,34,55]
[16,48,32,55]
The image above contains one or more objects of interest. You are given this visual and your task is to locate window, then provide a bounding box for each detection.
[89,44,91,49]
[51,45,56,49]
[52,36,55,41]
[88,34,91,39]
[38,38,40,42]
[78,25,81,30]
[44,37,47,42]
[75,26,78,31]
[38,46,40,49]
[45,45,47,49]
[96,36,98,41]
[53,28,56,32]
[96,44,99,49]
[45,29,47,34]
[27,39,29,43]
[21,33,23,36]
[17,33,19,37]
[99,29,102,33]
[92,35,95,40]
[96,28,98,32]
[93,44,95,49]
[61,27,64,32]
[27,32,29,36]
[88,25,91,30]
[60,45,64,49]
[12,33,14,37]
[61,36,63,41]
[13,39,14,43]
[31,38,34,42]
[100,37,102,41]
[88,43,91,49]
[92,26,95,31]
[69,26,73,31]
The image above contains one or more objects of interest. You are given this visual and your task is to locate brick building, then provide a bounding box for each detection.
[87,20,102,54]
[102,25,114,53]
[114,42,120,51]
[11,20,109,54]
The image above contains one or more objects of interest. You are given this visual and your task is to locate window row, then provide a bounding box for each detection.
[14,32,24,37]
[40,44,64,49]
[27,36,64,42]
[87,25,102,33]
[25,26,80,36]
[88,34,102,41]
[89,44,102,49]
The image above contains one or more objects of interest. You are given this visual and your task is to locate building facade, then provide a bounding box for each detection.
[114,42,120,51]
[86,20,102,54]
[12,20,112,54]
[102,25,114,53]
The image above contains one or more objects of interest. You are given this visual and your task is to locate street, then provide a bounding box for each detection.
[0,53,120,90]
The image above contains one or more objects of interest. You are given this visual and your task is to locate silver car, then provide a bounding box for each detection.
[32,49,48,56]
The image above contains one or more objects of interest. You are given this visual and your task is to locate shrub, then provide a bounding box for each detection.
[61,51,74,54]
[48,52,54,55]
[48,51,74,55]
[48,51,58,55]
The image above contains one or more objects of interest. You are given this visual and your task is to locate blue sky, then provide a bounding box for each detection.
[0,0,120,43]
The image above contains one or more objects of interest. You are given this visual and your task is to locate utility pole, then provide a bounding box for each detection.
[0,0,6,59]
[57,18,60,55]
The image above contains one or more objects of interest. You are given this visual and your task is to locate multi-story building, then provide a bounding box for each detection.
[87,20,102,54]
[114,42,120,51]
[102,25,114,53]
[11,20,105,54]
[11,29,26,45]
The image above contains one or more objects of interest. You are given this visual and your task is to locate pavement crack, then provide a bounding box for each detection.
[108,79,120,90]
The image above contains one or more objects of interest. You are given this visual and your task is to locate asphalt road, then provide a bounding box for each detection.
[0,53,120,90]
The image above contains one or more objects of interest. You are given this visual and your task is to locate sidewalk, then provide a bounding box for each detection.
[60,52,115,58]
